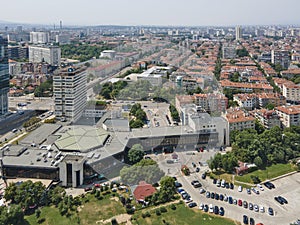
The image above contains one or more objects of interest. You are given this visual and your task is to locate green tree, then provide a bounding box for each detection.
[158,176,176,203]
[255,119,265,134]
[265,103,275,110]
[254,156,263,168]
[128,144,144,164]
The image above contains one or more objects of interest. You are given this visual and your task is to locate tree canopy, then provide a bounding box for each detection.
[128,144,145,164]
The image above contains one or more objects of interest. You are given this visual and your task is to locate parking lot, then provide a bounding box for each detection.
[176,172,300,225]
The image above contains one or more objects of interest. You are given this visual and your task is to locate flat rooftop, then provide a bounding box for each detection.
[20,124,62,146]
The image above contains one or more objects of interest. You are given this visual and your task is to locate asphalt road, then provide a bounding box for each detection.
[176,172,300,225]
[0,110,35,136]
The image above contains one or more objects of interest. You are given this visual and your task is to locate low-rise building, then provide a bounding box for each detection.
[282,83,300,103]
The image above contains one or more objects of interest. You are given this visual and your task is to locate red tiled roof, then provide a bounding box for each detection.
[133,181,156,201]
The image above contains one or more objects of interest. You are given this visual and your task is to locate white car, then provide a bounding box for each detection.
[199,203,204,210]
[260,206,265,213]
[254,204,259,212]
[184,198,193,204]
[257,184,264,191]
[209,204,214,213]
[238,185,243,192]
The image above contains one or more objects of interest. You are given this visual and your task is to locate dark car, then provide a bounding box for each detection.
[202,173,206,179]
[278,196,288,204]
[188,202,197,208]
[215,193,219,200]
[213,178,217,184]
[214,206,219,215]
[211,192,215,199]
[264,181,275,189]
[192,162,196,168]
[175,181,182,188]
[229,183,234,189]
[274,196,284,205]
[228,196,233,204]
[204,204,209,212]
[219,207,224,216]
[243,215,248,224]
[220,194,224,201]
[225,183,230,189]
[206,191,211,198]
[268,207,274,216]
[196,167,200,173]
[249,217,255,225]
[243,201,248,208]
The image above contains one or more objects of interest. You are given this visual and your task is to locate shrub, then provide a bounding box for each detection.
[160,207,167,213]
[155,209,161,216]
[111,218,118,225]
[251,175,261,184]
[170,204,176,210]
[37,218,45,224]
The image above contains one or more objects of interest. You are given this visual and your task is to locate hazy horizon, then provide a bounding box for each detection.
[1,0,300,27]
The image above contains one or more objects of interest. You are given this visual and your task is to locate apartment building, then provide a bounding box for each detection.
[0,36,9,115]
[282,83,300,103]
[224,108,255,132]
[251,109,281,129]
[222,44,236,59]
[29,45,61,66]
[233,94,257,110]
[271,49,290,69]
[220,80,273,93]
[53,66,87,123]
[276,105,300,128]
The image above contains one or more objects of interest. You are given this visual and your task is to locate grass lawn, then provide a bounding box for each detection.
[209,171,234,183]
[132,203,239,225]
[235,163,297,184]
[25,194,126,225]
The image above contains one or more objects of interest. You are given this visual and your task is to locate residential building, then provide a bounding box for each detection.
[193,93,228,113]
[236,26,242,41]
[0,36,9,115]
[282,83,300,103]
[233,94,257,110]
[55,34,71,44]
[271,50,290,69]
[224,108,255,132]
[222,44,236,59]
[251,109,281,129]
[133,181,156,201]
[29,45,61,66]
[30,32,49,44]
[257,93,286,108]
[53,66,87,123]
[276,105,300,128]
[220,80,273,93]
[8,46,29,60]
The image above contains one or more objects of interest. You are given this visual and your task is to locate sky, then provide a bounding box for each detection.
[2,0,300,26]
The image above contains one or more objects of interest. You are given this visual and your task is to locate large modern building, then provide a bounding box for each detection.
[29,45,61,66]
[271,50,290,69]
[235,26,242,41]
[53,66,87,123]
[30,32,49,44]
[0,36,9,115]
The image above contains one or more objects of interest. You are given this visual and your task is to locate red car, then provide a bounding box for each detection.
[238,199,242,206]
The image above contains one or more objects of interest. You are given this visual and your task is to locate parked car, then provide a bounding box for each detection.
[175,181,182,188]
[229,183,234,189]
[209,204,214,213]
[254,204,259,212]
[274,196,284,205]
[214,206,219,214]
[219,206,224,216]
[177,188,184,193]
[228,196,233,204]
[220,194,224,201]
[260,206,265,213]
[249,203,253,210]
[199,188,206,194]
[184,198,193,204]
[204,204,208,212]
[249,217,255,225]
[238,199,243,206]
[199,203,204,210]
[188,202,197,208]
[277,196,288,204]
[202,173,206,179]
[213,178,217,184]
[243,215,248,224]
[257,184,264,191]
[243,201,248,208]
[238,185,243,192]
[221,179,225,188]
[264,181,275,189]
[211,192,215,199]
[268,207,274,216]
[224,195,228,202]
[246,188,251,194]
[215,193,219,200]
[251,187,260,194]
[206,191,211,198]
[196,167,200,173]
[233,199,237,205]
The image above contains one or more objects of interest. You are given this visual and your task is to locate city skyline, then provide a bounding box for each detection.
[1,0,300,27]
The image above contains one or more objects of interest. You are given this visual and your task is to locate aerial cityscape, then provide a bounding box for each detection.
[0,1,299,225]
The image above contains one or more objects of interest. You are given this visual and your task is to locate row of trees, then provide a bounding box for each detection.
[129,103,147,129]
[169,104,179,122]
[23,116,41,128]
[210,126,300,173]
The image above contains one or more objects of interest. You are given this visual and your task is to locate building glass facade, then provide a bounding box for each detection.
[0,36,9,115]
